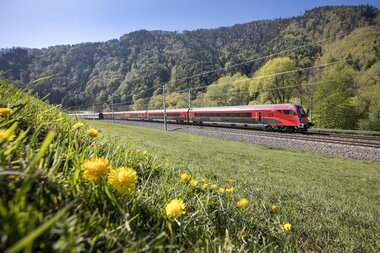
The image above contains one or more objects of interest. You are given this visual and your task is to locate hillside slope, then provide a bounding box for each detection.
[0,5,377,108]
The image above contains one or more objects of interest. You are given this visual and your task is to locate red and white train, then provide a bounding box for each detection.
[76,104,312,132]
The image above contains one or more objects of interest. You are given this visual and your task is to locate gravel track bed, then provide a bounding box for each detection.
[107,120,380,162]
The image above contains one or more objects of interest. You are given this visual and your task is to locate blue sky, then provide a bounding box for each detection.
[0,0,378,49]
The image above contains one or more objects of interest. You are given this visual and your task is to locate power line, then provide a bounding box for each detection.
[151,24,378,90]
[175,59,349,94]
[69,23,377,110]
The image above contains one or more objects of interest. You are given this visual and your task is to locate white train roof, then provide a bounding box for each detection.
[189,104,300,112]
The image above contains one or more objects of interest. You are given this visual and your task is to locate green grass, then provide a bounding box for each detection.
[92,120,380,252]
[1,79,379,252]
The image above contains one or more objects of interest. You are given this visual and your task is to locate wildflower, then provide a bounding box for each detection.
[210,184,218,190]
[142,150,148,156]
[108,167,138,194]
[271,204,278,212]
[201,184,208,191]
[72,122,84,130]
[226,187,235,193]
[0,108,11,117]
[180,173,191,183]
[229,179,236,183]
[218,188,225,194]
[0,129,16,141]
[237,198,249,209]
[190,179,198,187]
[88,128,99,137]
[81,157,111,182]
[201,178,207,183]
[165,198,186,219]
[255,188,261,192]
[283,223,292,231]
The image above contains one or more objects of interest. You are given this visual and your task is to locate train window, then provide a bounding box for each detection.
[283,110,297,116]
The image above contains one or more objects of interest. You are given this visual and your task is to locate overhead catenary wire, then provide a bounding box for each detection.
[69,23,379,111]
[68,58,347,112]
[141,24,378,94]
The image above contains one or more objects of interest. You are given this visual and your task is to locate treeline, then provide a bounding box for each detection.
[0,5,379,130]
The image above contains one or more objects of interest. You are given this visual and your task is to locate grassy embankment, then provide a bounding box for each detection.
[1,79,379,252]
[92,120,380,252]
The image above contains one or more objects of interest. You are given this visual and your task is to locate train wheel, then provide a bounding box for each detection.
[264,125,272,131]
[285,127,295,133]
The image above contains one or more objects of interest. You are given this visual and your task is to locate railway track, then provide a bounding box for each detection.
[191,127,380,149]
[105,119,380,161]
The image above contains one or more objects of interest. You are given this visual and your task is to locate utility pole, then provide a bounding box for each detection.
[163,84,167,131]
[188,89,192,109]
[111,96,114,123]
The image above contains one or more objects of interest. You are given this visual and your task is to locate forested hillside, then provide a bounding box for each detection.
[0,5,379,129]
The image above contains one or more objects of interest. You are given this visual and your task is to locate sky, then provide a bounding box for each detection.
[0,0,379,49]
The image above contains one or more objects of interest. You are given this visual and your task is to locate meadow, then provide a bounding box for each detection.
[1,80,379,252]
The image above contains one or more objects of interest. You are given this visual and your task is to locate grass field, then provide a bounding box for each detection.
[92,120,380,252]
[1,79,379,252]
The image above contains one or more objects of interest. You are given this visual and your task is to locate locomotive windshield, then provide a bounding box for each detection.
[297,106,307,117]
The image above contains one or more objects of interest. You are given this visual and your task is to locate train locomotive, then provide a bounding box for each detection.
[77,104,312,132]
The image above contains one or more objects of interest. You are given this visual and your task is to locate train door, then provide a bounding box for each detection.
[256,112,264,124]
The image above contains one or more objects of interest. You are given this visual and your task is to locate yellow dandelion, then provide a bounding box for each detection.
[142,150,148,156]
[226,187,235,193]
[165,198,186,219]
[229,179,236,183]
[271,204,278,212]
[0,108,11,117]
[283,223,292,231]
[81,157,111,182]
[255,188,261,192]
[108,167,138,194]
[180,173,191,183]
[218,188,225,194]
[88,128,99,137]
[190,179,198,187]
[73,122,84,130]
[210,184,218,190]
[237,198,249,209]
[0,129,16,141]
[201,183,208,191]
[201,178,207,183]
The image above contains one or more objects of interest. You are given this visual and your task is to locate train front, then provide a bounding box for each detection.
[295,105,313,130]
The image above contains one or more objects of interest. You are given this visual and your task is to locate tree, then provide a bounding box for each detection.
[166,92,182,108]
[132,98,148,111]
[148,95,163,110]
[312,65,357,129]
[357,62,380,130]
[249,57,299,104]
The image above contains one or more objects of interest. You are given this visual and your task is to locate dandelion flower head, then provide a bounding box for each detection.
[210,184,218,190]
[226,187,235,193]
[229,179,236,183]
[81,157,111,182]
[108,167,138,194]
[0,108,11,117]
[201,178,207,183]
[190,179,198,187]
[283,223,292,231]
[88,128,99,137]
[271,204,278,212]
[237,198,249,209]
[73,122,84,130]
[0,129,16,141]
[201,184,208,191]
[218,188,225,194]
[165,198,186,219]
[180,173,191,183]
